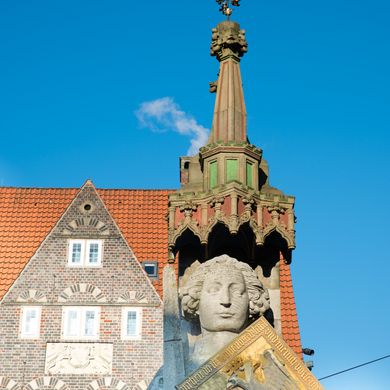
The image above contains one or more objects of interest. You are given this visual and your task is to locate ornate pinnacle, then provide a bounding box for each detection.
[210,21,248,62]
[215,0,241,18]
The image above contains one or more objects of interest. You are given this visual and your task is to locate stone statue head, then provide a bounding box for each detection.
[180,255,270,334]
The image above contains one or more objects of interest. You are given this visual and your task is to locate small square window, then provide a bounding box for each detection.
[62,307,100,340]
[68,240,102,267]
[121,308,142,340]
[21,306,41,339]
[142,261,158,278]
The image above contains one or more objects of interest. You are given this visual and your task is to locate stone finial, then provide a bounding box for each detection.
[211,21,248,62]
[215,0,242,18]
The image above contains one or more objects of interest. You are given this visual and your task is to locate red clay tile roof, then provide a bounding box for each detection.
[0,188,78,300]
[280,260,303,357]
[0,187,172,300]
[0,186,302,355]
[98,189,173,295]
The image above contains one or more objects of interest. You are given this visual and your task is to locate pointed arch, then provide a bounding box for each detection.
[263,225,295,249]
[171,220,202,246]
[201,217,230,244]
[207,222,253,263]
[175,228,203,276]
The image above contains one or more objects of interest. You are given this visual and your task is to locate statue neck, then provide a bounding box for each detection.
[201,329,238,345]
[192,329,238,365]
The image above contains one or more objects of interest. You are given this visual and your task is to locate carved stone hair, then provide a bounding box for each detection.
[180,255,270,321]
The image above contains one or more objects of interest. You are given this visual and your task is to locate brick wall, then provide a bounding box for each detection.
[0,183,163,390]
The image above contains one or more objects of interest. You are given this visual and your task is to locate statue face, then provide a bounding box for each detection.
[198,266,249,333]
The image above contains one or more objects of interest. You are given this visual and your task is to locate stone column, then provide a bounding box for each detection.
[163,266,185,389]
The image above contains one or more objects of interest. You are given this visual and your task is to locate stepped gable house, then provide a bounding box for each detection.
[0,10,303,390]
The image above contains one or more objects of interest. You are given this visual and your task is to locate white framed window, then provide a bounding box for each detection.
[121,307,142,340]
[21,306,41,339]
[67,239,103,267]
[62,307,100,340]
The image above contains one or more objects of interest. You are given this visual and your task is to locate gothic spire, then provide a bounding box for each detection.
[208,20,248,144]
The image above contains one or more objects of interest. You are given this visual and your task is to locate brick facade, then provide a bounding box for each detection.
[0,182,163,390]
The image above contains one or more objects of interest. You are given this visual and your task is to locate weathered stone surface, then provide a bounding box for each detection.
[180,255,270,370]
[163,265,186,390]
[210,21,248,61]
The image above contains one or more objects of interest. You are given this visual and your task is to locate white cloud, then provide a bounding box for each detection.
[135,97,209,156]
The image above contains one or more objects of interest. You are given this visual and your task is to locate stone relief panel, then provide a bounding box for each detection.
[45,343,113,375]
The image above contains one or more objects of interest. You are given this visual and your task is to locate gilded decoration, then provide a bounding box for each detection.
[176,317,323,390]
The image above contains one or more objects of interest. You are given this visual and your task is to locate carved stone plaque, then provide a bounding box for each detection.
[176,317,323,390]
[45,343,113,375]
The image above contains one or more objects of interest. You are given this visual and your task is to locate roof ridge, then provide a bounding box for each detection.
[0,186,78,190]
[0,186,176,191]
[96,188,176,191]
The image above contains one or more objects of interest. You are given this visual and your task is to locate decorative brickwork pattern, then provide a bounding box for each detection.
[25,377,68,390]
[16,289,47,303]
[86,377,129,390]
[0,182,162,389]
[0,377,19,390]
[57,283,107,303]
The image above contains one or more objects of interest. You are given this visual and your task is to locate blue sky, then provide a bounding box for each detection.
[1,1,390,388]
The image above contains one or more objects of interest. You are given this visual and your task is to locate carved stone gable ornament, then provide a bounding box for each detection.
[62,217,110,236]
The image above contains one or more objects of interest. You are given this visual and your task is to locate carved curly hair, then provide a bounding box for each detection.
[180,255,270,321]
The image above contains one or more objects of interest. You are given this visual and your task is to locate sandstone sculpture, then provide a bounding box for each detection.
[180,255,270,369]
